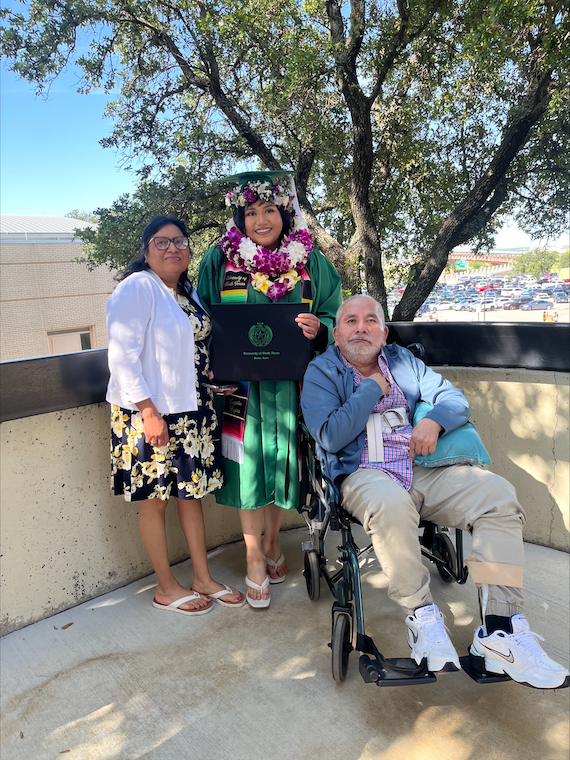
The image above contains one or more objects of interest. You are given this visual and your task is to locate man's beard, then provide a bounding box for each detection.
[341,337,382,364]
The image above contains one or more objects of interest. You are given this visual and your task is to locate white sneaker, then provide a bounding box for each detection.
[406,604,460,672]
[471,614,569,689]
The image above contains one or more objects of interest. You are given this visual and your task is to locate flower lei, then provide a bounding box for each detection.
[220,217,313,301]
[225,180,295,212]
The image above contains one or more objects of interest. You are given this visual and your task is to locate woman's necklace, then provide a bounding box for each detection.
[220,218,313,301]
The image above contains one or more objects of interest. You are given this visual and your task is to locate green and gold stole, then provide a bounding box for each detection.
[219,261,312,464]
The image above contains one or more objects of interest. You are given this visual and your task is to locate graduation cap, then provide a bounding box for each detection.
[217,169,295,187]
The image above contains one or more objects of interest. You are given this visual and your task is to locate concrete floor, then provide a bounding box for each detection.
[1,527,569,760]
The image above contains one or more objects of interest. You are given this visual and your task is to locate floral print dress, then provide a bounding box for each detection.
[110,291,223,502]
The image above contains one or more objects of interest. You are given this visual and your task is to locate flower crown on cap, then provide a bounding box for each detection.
[225,180,295,212]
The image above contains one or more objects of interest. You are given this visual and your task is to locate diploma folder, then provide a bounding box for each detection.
[210,302,310,382]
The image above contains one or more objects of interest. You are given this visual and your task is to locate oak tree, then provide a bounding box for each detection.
[3,0,568,317]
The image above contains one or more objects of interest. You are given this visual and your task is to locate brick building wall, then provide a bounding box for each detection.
[0,242,116,361]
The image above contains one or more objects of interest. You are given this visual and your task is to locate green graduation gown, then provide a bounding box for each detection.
[197,245,341,510]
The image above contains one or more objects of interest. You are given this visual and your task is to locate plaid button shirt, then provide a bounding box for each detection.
[343,350,413,490]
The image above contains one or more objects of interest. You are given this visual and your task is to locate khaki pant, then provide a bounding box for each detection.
[340,464,526,617]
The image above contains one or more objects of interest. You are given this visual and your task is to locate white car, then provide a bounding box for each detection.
[455,299,479,311]
[469,300,497,311]
[431,301,455,311]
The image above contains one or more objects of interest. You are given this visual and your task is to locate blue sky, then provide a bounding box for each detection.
[1,64,568,251]
[1,66,137,216]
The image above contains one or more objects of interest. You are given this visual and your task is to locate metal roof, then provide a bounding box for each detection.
[0,215,97,243]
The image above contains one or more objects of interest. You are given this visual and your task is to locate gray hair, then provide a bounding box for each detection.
[335,295,386,326]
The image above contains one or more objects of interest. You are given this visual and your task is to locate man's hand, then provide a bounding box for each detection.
[369,371,391,398]
[409,417,443,459]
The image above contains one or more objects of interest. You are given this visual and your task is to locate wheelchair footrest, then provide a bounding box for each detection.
[460,650,512,684]
[460,650,570,688]
[359,654,437,687]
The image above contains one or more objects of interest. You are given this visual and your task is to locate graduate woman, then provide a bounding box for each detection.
[197,171,341,607]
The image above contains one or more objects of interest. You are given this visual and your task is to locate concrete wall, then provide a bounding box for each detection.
[1,368,568,635]
[439,368,569,552]
[0,242,115,360]
[0,403,303,635]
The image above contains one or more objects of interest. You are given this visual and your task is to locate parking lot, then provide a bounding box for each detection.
[400,272,570,324]
[415,302,569,323]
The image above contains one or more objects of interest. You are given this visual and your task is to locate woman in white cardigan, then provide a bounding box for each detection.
[107,216,245,615]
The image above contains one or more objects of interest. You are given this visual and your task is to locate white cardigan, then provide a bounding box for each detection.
[106,270,198,414]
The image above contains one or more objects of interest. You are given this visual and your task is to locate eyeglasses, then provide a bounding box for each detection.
[149,236,189,251]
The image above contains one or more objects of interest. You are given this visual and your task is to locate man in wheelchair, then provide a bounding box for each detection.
[301,294,568,689]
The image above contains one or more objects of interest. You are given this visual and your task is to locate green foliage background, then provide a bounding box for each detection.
[2,0,568,311]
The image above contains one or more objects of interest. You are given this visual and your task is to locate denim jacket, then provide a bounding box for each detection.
[300,343,470,486]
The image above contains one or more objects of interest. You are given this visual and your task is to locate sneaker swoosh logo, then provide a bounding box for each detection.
[480,643,515,663]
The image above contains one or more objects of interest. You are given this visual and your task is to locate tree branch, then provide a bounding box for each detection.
[393,67,557,320]
[346,0,366,68]
[119,8,209,89]
[369,0,444,104]
[191,2,280,168]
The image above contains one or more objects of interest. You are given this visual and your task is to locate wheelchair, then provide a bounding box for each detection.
[297,338,570,690]
[298,406,570,689]
[298,421,570,690]
[297,418,472,685]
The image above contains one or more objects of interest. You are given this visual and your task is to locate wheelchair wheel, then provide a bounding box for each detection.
[331,612,352,682]
[433,531,458,583]
[304,550,321,601]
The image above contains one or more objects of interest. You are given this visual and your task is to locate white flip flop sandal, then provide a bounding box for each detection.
[205,584,247,608]
[152,592,213,616]
[245,575,271,608]
[263,553,287,584]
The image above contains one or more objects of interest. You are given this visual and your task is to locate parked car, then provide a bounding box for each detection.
[504,296,533,310]
[455,296,483,310]
[431,300,455,311]
[553,292,569,303]
[463,300,496,312]
[520,299,554,311]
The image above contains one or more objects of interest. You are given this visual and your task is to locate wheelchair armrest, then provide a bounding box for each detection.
[298,412,352,530]
[326,476,357,532]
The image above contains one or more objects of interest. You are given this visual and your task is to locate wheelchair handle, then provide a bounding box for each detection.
[406,342,425,358]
